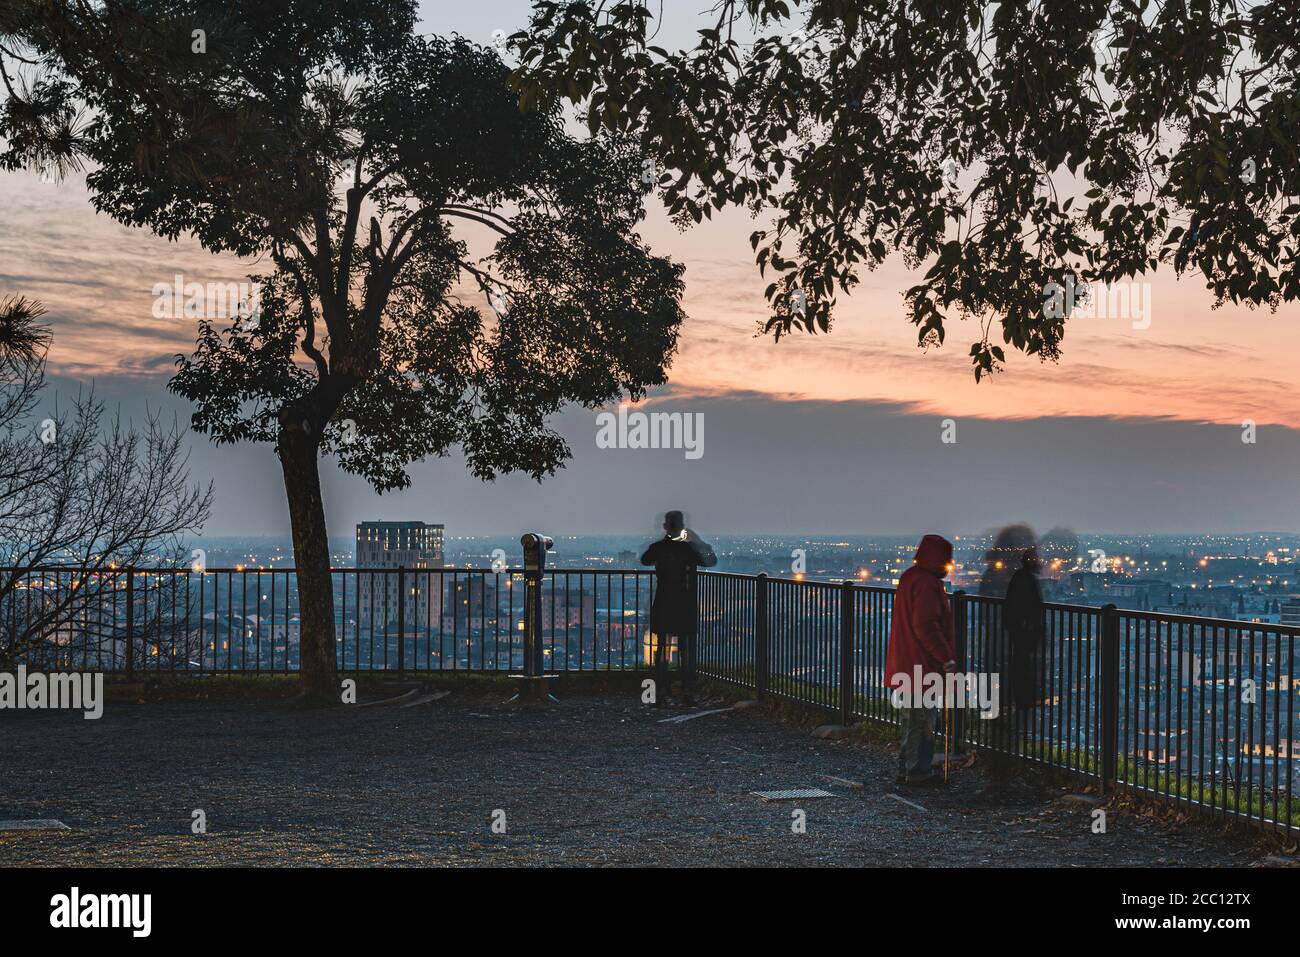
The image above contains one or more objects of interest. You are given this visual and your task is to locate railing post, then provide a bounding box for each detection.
[951,589,966,744]
[124,567,135,680]
[396,566,406,678]
[1099,603,1120,792]
[839,580,855,726]
[755,573,769,699]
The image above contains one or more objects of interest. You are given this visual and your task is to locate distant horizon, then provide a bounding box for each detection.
[191,530,1300,541]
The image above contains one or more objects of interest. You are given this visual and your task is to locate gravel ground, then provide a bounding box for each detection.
[0,687,1281,867]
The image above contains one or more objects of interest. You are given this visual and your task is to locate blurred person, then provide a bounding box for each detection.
[641,510,716,706]
[977,524,1038,600]
[1004,546,1045,731]
[885,534,956,786]
[978,524,1038,747]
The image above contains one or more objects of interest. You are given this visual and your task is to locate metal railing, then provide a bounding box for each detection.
[4,560,1297,832]
[0,566,656,676]
[696,572,1300,835]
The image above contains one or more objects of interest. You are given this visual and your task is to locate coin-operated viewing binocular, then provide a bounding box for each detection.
[520,533,554,572]
[510,532,557,704]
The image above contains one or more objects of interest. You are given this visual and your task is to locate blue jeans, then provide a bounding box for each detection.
[897,706,936,779]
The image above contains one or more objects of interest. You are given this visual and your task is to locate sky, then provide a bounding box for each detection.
[2,1,1298,538]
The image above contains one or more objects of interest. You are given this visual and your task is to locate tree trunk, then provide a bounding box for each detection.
[280,431,337,700]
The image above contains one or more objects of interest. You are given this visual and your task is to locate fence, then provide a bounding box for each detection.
[696,572,1300,835]
[3,562,1297,833]
[0,566,656,676]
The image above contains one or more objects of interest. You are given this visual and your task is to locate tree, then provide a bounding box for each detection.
[511,1,1300,379]
[9,3,686,697]
[0,297,212,667]
[0,0,83,183]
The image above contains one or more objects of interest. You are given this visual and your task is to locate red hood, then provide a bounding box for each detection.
[913,534,953,577]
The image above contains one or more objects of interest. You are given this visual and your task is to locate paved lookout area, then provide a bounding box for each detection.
[0,687,1280,866]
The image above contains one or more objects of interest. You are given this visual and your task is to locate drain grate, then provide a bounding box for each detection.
[751,788,836,801]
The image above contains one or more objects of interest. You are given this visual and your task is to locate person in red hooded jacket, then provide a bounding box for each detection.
[885,534,957,786]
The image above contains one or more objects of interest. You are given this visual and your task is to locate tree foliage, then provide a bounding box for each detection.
[512,0,1300,378]
[7,3,684,489]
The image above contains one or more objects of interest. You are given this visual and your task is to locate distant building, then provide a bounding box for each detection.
[356,521,444,567]
[356,521,445,626]
[1153,596,1233,622]
[443,575,500,630]
[1281,599,1300,627]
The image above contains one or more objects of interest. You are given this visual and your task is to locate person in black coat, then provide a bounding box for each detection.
[641,510,716,704]
[1003,547,1045,734]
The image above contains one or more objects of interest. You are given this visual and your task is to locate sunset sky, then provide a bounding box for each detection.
[2,1,1298,537]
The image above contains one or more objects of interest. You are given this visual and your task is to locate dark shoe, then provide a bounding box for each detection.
[901,772,945,788]
[894,774,907,785]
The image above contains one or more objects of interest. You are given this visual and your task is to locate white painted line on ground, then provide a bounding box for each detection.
[0,820,70,832]
[398,691,452,708]
[886,792,928,813]
[658,705,739,724]
[357,687,421,708]
[821,774,865,790]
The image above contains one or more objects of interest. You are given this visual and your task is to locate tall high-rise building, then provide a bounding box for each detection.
[356,521,445,627]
